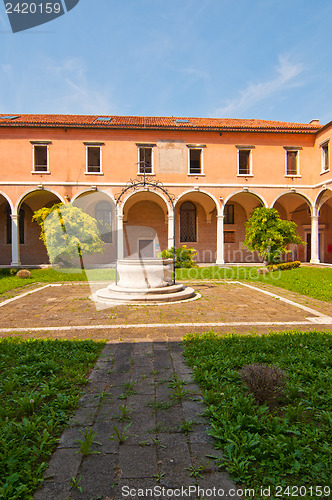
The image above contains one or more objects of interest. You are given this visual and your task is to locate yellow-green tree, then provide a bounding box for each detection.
[33,203,104,269]
[243,207,305,264]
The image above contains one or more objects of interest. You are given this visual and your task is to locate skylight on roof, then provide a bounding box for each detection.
[94,116,112,123]
[0,115,19,120]
[174,119,190,124]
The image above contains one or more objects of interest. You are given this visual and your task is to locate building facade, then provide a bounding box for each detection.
[0,113,331,267]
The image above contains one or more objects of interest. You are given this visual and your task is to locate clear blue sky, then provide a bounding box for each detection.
[1,0,332,124]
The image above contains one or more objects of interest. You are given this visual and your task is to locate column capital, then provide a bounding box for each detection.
[311,214,319,221]
[217,214,225,220]
[10,214,19,221]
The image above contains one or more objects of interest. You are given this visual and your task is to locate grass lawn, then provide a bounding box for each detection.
[0,268,116,296]
[0,266,331,302]
[0,338,105,500]
[183,331,332,499]
[176,266,332,302]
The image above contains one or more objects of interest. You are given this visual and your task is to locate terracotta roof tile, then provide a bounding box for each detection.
[0,113,323,134]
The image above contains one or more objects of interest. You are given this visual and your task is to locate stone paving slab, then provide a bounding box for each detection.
[0,281,322,331]
[34,341,241,500]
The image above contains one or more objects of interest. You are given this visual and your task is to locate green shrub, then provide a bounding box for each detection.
[161,245,197,268]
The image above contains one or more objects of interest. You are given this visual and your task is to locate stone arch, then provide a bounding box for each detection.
[271,190,314,214]
[121,188,172,218]
[121,190,170,258]
[315,187,332,214]
[15,187,65,213]
[72,189,117,265]
[174,190,219,263]
[223,189,268,211]
[314,188,332,263]
[175,189,221,217]
[222,191,266,264]
[14,188,63,266]
[271,191,313,262]
[0,191,14,213]
[71,188,116,206]
[0,193,14,265]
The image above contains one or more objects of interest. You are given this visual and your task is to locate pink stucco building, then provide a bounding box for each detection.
[0,113,331,266]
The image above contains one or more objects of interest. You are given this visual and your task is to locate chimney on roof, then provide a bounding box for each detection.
[310,119,320,125]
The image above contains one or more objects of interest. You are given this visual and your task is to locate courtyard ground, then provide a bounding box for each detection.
[0,280,331,341]
[0,279,330,499]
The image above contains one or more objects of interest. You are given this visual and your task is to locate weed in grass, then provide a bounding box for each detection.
[153,472,165,483]
[118,381,137,399]
[239,363,287,406]
[178,419,195,434]
[148,423,172,434]
[69,475,83,493]
[98,391,106,402]
[109,423,134,444]
[168,374,186,389]
[151,437,166,448]
[150,369,160,376]
[185,464,204,479]
[139,440,151,446]
[147,400,172,411]
[170,385,190,402]
[76,429,101,456]
[114,404,132,421]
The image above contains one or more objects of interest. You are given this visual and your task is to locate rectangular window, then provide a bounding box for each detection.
[139,147,152,173]
[238,149,251,175]
[286,150,298,175]
[321,142,329,172]
[87,146,101,173]
[224,205,234,224]
[224,231,235,243]
[33,145,48,172]
[189,148,202,174]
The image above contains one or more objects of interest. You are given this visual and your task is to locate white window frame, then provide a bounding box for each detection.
[84,142,104,175]
[31,141,51,174]
[236,145,254,177]
[284,147,301,177]
[136,144,155,175]
[187,145,206,176]
[320,140,330,174]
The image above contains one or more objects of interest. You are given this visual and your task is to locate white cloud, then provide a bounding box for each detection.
[0,13,8,29]
[1,64,13,77]
[41,57,114,114]
[213,56,305,117]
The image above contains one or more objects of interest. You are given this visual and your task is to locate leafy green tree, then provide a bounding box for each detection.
[243,207,305,264]
[33,203,104,269]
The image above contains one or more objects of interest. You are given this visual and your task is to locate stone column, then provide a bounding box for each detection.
[11,213,21,266]
[117,211,124,260]
[310,214,320,264]
[167,208,175,249]
[216,214,225,265]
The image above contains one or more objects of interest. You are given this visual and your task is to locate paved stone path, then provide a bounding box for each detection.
[34,341,240,500]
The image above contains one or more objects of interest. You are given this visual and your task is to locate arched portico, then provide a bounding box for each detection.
[72,189,116,265]
[222,191,265,263]
[174,190,220,264]
[0,193,14,265]
[314,188,332,263]
[120,190,170,259]
[271,192,313,262]
[13,188,63,266]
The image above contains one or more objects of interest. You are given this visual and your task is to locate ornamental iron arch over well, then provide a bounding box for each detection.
[114,167,176,284]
